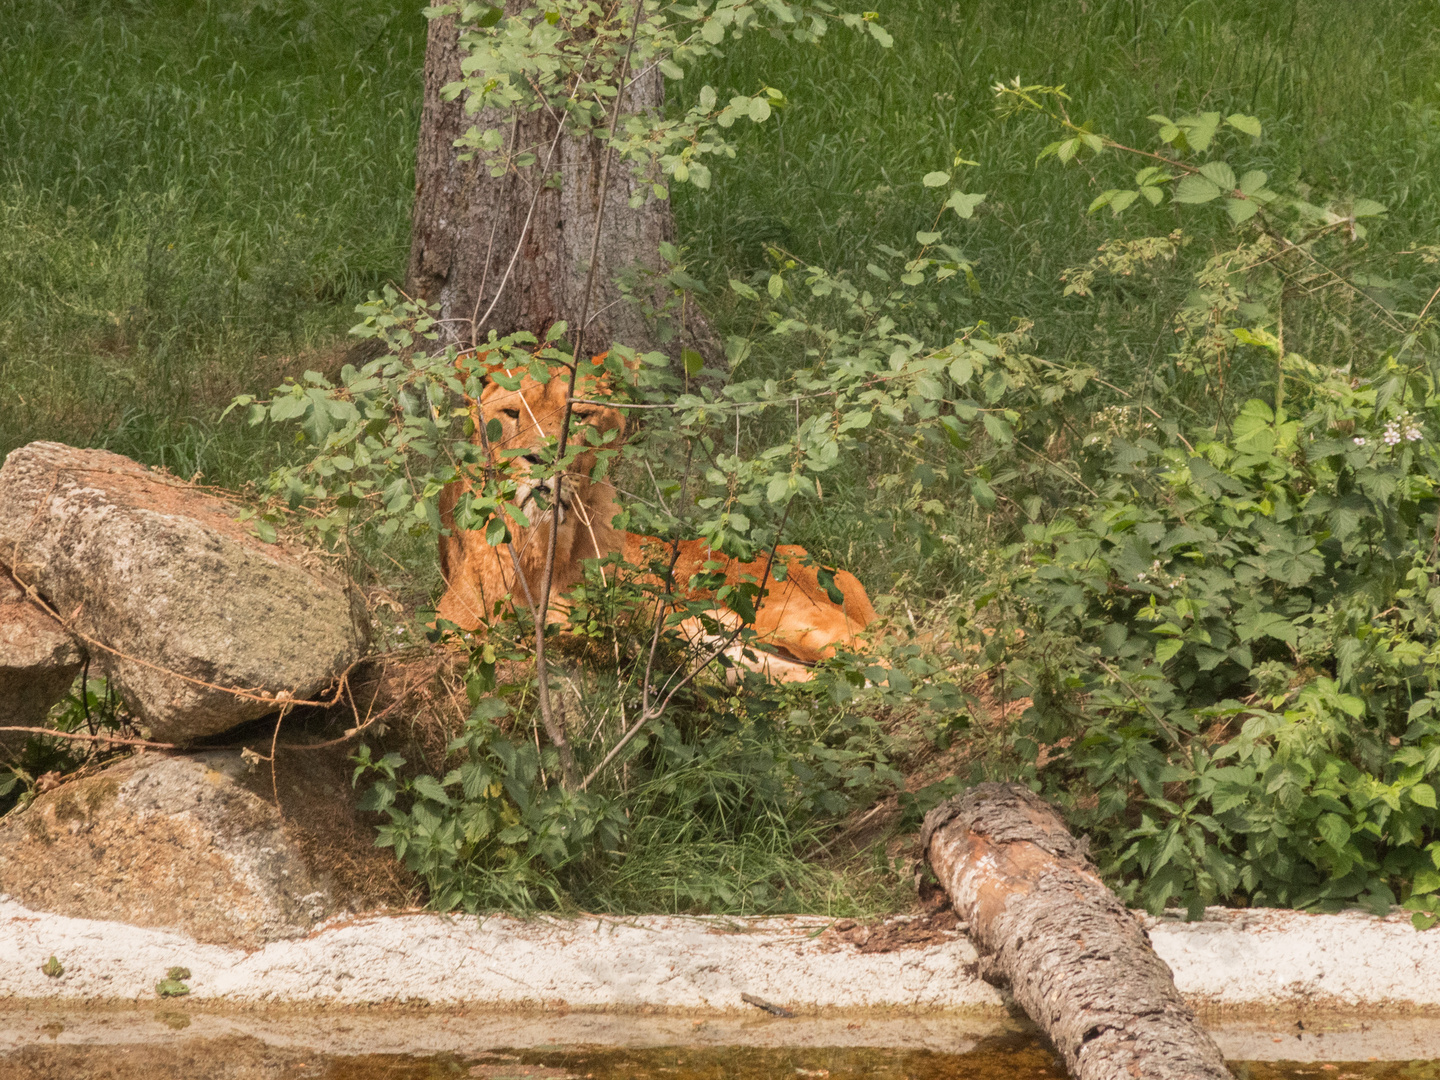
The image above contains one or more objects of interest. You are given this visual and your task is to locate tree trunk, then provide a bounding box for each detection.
[922,783,1231,1080]
[406,13,711,357]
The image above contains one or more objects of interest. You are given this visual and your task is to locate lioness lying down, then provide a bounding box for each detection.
[435,354,875,682]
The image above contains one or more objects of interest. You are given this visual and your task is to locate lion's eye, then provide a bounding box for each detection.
[500,407,520,420]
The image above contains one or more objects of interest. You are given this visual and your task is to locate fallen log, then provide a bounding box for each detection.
[922,782,1230,1080]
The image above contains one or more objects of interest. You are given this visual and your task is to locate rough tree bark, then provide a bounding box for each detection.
[407,12,711,355]
[922,783,1231,1080]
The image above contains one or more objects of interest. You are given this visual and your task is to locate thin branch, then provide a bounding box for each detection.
[0,727,179,750]
[581,497,793,791]
[533,0,643,791]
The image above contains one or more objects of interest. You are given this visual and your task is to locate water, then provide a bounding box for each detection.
[4,1010,1440,1080]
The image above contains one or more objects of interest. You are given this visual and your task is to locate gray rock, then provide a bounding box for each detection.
[0,751,341,946]
[0,442,369,744]
[0,567,84,758]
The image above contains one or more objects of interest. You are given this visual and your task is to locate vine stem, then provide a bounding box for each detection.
[532,0,645,790]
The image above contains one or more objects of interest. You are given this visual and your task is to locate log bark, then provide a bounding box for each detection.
[406,12,713,358]
[922,783,1230,1080]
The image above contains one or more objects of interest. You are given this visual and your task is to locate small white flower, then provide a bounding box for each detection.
[1353,437,1367,446]
[1407,425,1424,442]
[1384,423,1402,446]
[1135,572,1148,583]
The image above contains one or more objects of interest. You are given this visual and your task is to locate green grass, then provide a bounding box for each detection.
[5,0,1438,565]
[671,0,1440,594]
[0,0,421,487]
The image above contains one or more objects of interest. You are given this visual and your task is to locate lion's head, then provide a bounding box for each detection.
[473,357,627,533]
[436,354,630,630]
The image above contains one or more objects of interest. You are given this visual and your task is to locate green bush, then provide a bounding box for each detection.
[1009,370,1440,923]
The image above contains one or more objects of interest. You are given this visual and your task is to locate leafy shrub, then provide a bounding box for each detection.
[1008,370,1440,922]
[352,671,908,913]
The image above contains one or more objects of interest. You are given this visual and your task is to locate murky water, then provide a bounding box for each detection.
[5,1032,1440,1080]
[5,1009,1440,1080]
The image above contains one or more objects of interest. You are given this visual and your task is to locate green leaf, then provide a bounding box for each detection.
[767,273,784,299]
[1173,174,1222,204]
[1155,638,1184,664]
[1237,170,1269,196]
[1415,867,1440,894]
[948,354,973,386]
[1317,812,1351,850]
[748,97,772,123]
[1226,113,1262,137]
[1108,189,1139,215]
[922,171,950,188]
[1226,198,1260,224]
[412,775,453,805]
[970,477,996,508]
[980,412,1012,445]
[1198,161,1236,190]
[945,191,987,219]
[1412,783,1438,809]
[682,348,704,377]
[916,231,942,244]
[815,566,845,605]
[155,979,191,998]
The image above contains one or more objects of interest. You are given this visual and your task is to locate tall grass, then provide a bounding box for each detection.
[0,0,422,486]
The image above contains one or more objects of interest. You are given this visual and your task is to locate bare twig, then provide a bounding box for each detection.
[0,727,179,750]
[581,498,793,791]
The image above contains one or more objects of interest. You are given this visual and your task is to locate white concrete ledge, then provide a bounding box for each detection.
[7,899,1440,1014]
[0,900,998,1010]
[1147,906,1440,1009]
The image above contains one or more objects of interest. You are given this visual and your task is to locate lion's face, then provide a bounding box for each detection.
[476,362,626,531]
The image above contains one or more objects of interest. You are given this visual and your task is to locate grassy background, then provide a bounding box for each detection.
[0,0,420,486]
[4,0,1439,589]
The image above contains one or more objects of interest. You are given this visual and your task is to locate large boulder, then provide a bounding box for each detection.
[0,442,368,744]
[0,751,346,946]
[0,567,84,758]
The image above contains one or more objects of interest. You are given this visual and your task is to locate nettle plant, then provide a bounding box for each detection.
[984,86,1440,922]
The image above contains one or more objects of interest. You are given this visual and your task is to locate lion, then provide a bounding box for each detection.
[435,354,876,682]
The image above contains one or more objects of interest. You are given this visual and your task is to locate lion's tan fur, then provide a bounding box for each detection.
[436,358,875,680]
